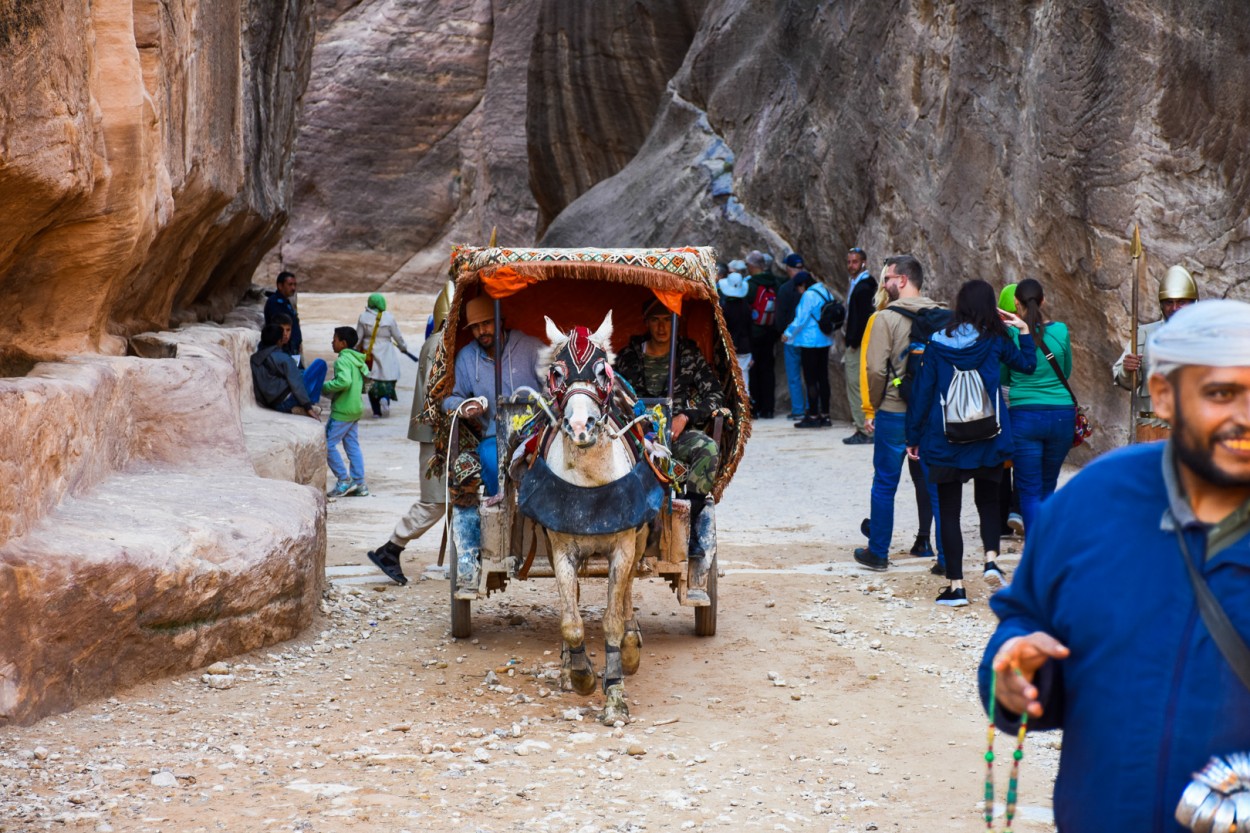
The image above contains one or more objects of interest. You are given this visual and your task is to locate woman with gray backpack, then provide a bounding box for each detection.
[905,279,1036,607]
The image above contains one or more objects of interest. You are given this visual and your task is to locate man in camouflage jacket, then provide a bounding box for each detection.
[614,299,724,604]
[614,304,724,499]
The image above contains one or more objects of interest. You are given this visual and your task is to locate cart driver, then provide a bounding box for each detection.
[441,295,545,599]
[614,298,724,604]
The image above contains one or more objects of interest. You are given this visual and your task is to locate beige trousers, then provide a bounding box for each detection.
[843,345,866,432]
[389,442,446,547]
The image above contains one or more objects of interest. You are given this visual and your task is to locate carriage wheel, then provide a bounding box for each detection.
[448,536,473,639]
[694,553,718,637]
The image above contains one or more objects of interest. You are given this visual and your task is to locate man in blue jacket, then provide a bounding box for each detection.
[980,299,1250,832]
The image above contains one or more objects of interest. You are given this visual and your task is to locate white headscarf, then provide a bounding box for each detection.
[1147,299,1250,378]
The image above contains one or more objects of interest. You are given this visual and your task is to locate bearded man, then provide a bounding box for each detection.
[980,299,1250,832]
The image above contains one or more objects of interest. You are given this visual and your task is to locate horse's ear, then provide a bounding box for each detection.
[590,311,614,347]
[544,316,564,345]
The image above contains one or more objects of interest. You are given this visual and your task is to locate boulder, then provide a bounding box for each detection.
[0,323,326,726]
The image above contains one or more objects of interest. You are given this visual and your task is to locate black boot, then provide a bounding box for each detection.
[369,390,383,418]
[367,541,408,585]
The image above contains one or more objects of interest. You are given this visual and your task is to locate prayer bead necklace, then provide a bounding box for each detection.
[985,673,1029,831]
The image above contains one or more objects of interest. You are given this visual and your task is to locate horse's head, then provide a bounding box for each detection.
[540,312,615,448]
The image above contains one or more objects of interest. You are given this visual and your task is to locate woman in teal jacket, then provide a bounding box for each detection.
[1002,278,1076,535]
[781,272,835,428]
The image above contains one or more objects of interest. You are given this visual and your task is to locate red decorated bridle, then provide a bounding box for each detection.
[547,325,615,412]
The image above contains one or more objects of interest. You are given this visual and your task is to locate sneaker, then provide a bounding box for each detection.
[983,561,1007,587]
[842,431,872,445]
[936,586,969,607]
[1007,512,1025,536]
[794,416,823,429]
[788,412,806,421]
[344,482,369,497]
[380,399,390,417]
[820,417,833,427]
[909,536,935,558]
[930,559,947,576]
[327,480,351,498]
[853,547,889,571]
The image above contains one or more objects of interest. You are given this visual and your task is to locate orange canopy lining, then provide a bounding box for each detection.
[477,262,709,316]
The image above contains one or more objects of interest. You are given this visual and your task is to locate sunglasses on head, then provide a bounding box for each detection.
[848,247,865,256]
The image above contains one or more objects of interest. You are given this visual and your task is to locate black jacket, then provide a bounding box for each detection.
[844,275,878,349]
[774,276,802,333]
[263,293,303,355]
[721,297,753,354]
[251,345,311,409]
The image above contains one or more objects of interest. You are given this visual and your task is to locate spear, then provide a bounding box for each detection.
[1128,224,1143,444]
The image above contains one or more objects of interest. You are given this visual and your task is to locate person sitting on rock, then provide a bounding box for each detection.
[614,298,723,604]
[250,323,325,418]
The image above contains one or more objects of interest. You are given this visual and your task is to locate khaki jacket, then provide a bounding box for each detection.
[862,295,945,415]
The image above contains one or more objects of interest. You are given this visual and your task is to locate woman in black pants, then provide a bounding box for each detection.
[781,272,835,428]
[904,280,1036,607]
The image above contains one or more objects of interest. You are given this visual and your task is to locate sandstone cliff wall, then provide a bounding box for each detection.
[0,0,314,359]
[279,0,1250,447]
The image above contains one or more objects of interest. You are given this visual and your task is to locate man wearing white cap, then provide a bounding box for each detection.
[980,299,1250,832]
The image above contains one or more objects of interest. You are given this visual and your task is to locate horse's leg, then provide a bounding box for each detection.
[552,537,595,696]
[621,544,643,676]
[601,533,640,724]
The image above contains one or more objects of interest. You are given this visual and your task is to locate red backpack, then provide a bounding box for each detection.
[750,283,776,328]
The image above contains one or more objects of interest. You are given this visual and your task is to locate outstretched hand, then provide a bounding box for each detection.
[992,632,1070,718]
[999,310,1029,334]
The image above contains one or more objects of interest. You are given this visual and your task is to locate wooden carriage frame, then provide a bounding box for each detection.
[428,246,751,638]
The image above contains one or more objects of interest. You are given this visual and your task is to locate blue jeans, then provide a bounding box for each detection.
[869,411,943,558]
[784,343,807,416]
[278,358,327,413]
[479,435,499,498]
[1010,406,1075,534]
[326,418,365,485]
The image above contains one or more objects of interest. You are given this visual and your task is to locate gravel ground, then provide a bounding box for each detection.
[0,294,1062,832]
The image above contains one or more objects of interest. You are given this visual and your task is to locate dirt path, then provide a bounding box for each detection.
[0,294,1060,832]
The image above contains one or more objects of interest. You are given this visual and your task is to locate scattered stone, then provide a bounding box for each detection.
[201,673,236,690]
[150,771,178,788]
[627,744,647,756]
[205,661,230,675]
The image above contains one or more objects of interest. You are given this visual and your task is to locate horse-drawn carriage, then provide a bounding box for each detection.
[425,245,749,721]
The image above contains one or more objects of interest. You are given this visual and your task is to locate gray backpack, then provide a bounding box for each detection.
[940,367,1000,443]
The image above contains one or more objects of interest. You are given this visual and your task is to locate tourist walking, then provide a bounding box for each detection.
[781,272,833,428]
[718,270,753,377]
[854,254,948,572]
[324,326,370,498]
[842,246,876,444]
[905,279,1035,606]
[355,292,410,418]
[776,253,809,419]
[745,251,781,418]
[1003,278,1076,534]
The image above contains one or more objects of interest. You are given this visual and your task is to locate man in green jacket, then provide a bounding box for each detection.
[324,326,370,498]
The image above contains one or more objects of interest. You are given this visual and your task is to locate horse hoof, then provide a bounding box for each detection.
[621,630,642,676]
[601,684,630,725]
[569,668,597,696]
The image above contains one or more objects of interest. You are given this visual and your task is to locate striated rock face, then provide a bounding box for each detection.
[275,0,543,292]
[280,0,1250,442]
[0,322,326,726]
[0,0,314,359]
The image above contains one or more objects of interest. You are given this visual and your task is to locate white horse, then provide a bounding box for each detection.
[532,312,649,724]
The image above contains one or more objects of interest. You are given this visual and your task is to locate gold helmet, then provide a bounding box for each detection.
[432,279,455,332]
[1158,265,1198,302]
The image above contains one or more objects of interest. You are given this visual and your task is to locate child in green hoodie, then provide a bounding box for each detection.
[323,326,370,497]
